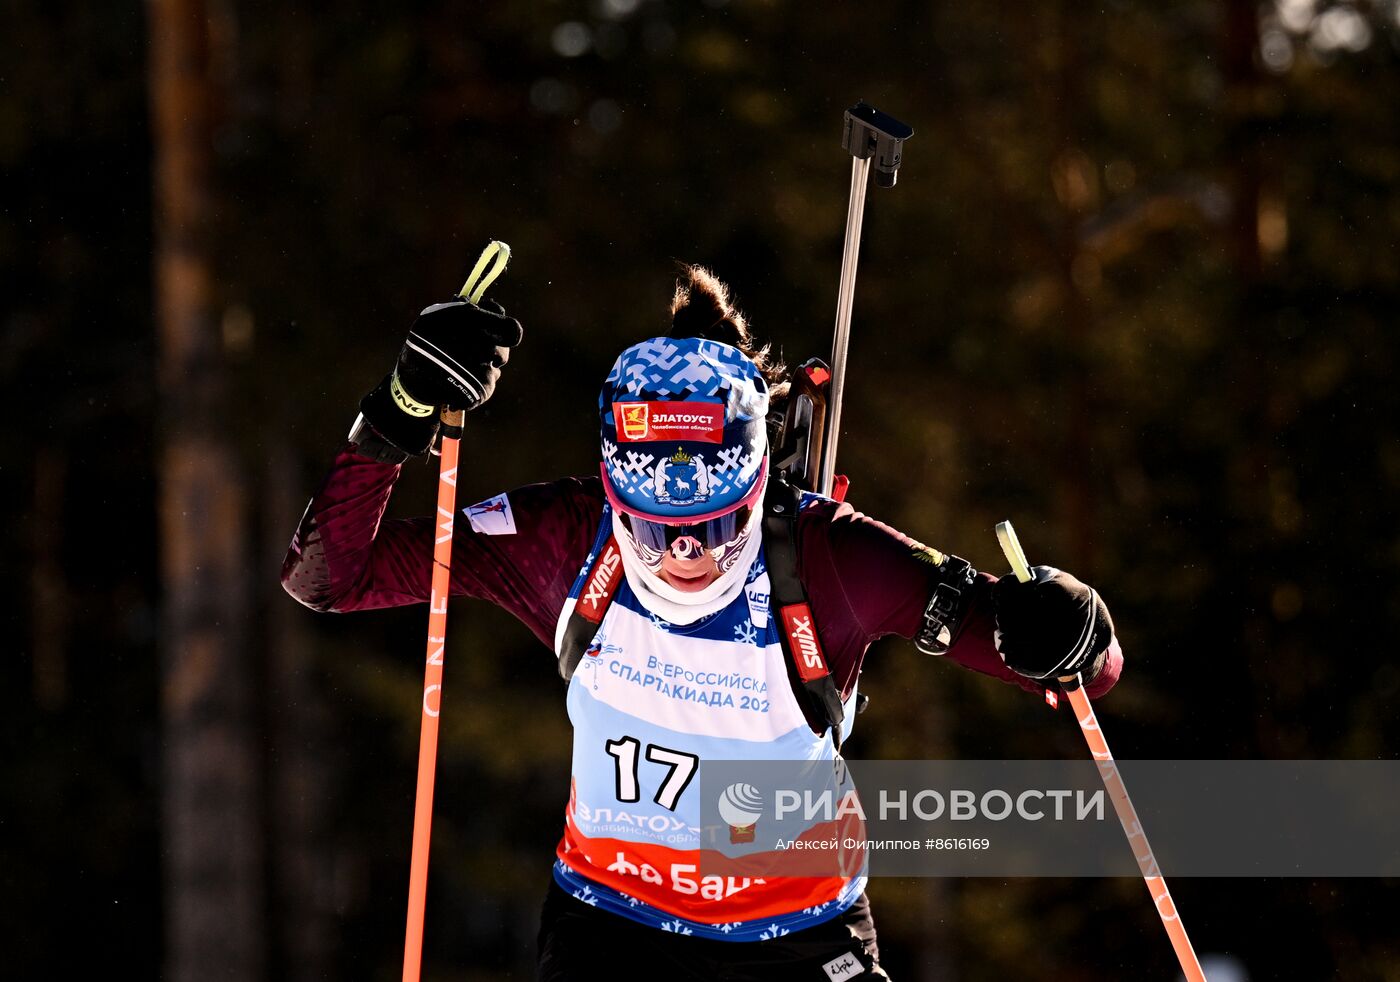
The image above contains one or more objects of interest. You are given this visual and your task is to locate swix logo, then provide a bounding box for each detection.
[614,401,724,443]
[781,603,828,681]
[580,539,622,622]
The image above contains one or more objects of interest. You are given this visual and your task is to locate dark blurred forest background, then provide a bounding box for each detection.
[5,0,1400,979]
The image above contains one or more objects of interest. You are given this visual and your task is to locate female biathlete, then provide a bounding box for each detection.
[282,266,1122,981]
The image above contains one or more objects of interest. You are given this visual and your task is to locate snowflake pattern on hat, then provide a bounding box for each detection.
[604,337,766,407]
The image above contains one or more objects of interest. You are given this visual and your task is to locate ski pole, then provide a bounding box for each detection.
[402,240,512,982]
[995,521,1206,982]
[819,102,913,498]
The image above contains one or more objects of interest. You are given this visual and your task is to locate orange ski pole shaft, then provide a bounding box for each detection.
[401,410,461,982]
[402,241,511,982]
[995,521,1206,982]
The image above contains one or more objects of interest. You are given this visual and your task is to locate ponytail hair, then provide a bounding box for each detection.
[668,264,789,404]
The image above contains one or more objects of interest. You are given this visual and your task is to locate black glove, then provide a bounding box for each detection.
[992,566,1114,684]
[357,299,523,457]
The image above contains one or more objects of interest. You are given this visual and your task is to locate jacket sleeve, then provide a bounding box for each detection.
[798,498,1123,701]
[280,444,603,648]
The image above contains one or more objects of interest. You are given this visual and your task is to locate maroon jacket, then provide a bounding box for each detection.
[282,446,1121,705]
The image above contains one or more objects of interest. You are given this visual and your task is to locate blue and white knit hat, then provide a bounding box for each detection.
[599,336,769,522]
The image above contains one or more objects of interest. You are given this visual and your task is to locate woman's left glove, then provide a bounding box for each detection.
[992,566,1115,683]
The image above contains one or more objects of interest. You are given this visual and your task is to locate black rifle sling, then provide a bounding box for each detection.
[763,478,847,750]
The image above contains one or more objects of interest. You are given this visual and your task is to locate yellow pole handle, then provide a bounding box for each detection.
[995,520,1032,584]
[458,240,511,305]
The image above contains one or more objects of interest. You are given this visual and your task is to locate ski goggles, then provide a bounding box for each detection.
[617,504,756,556]
[600,456,768,568]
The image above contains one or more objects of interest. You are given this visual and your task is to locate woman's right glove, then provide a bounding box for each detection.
[356,298,523,457]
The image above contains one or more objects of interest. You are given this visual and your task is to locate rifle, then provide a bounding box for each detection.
[773,102,912,498]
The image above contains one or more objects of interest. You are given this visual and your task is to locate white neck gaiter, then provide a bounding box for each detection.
[610,503,764,626]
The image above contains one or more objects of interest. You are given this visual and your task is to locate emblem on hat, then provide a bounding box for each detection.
[653,447,711,507]
[620,403,650,441]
